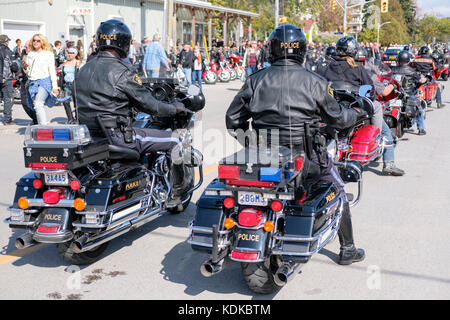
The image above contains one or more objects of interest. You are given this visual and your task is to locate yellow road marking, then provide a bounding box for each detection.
[0,243,47,266]
[195,164,218,179]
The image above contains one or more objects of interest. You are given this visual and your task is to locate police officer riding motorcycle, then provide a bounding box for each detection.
[75,19,193,201]
[225,25,369,266]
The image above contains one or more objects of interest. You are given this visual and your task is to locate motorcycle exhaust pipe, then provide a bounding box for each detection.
[200,258,225,277]
[72,222,131,254]
[15,232,36,250]
[71,234,88,254]
[273,262,302,287]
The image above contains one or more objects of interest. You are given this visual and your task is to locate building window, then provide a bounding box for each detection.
[183,22,191,45]
[195,23,204,46]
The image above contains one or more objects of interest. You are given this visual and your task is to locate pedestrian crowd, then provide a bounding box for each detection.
[0,30,445,126]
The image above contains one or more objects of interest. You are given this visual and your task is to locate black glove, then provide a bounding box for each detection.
[354,107,369,121]
[358,98,374,117]
[174,101,191,116]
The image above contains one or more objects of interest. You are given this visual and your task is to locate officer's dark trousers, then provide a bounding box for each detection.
[110,127,181,155]
[307,149,355,249]
[110,127,187,193]
[1,80,13,123]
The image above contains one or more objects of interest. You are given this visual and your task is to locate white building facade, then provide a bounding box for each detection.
[0,0,165,56]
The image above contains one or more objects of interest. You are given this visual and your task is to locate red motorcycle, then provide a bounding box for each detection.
[333,85,384,166]
[201,60,218,85]
[416,73,439,109]
[377,75,403,138]
[434,65,448,81]
[228,54,245,80]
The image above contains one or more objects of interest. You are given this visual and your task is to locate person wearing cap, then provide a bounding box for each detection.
[0,34,19,125]
[60,47,83,123]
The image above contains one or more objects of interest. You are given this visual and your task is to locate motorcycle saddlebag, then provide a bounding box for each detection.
[347,124,381,164]
[188,179,226,253]
[425,83,438,100]
[275,183,341,261]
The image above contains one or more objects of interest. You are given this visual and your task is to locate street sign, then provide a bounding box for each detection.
[69,8,93,16]
[278,16,287,23]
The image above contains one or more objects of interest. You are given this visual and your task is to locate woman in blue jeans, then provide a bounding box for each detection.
[191,46,203,91]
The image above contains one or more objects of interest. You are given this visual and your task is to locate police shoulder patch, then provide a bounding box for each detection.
[327,84,334,98]
[133,73,143,86]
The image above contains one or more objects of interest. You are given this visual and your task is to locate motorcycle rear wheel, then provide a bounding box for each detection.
[442,73,448,81]
[241,257,282,294]
[56,240,109,265]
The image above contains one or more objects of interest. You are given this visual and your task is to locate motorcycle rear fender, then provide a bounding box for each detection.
[33,208,73,243]
[231,228,268,262]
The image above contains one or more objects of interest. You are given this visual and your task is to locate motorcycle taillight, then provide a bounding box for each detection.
[238,208,263,227]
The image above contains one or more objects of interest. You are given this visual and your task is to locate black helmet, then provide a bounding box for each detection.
[355,47,367,62]
[418,46,429,56]
[96,19,132,58]
[336,36,359,58]
[397,50,410,64]
[325,46,336,57]
[268,24,307,64]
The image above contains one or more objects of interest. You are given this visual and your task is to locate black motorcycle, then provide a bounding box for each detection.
[188,119,362,293]
[4,79,204,265]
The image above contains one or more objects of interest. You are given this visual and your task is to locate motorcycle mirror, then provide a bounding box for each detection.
[187,85,201,96]
[359,85,372,98]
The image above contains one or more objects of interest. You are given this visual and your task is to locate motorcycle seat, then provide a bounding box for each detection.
[108,145,140,161]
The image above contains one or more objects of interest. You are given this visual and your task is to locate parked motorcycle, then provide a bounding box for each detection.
[4,81,205,265]
[187,91,367,294]
[201,60,218,85]
[228,53,245,80]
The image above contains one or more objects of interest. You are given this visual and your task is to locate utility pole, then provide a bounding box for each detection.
[275,0,279,28]
[377,21,391,44]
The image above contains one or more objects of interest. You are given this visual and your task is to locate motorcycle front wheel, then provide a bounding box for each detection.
[219,71,231,82]
[204,71,218,84]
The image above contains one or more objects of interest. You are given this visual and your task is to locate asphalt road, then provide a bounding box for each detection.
[0,79,449,300]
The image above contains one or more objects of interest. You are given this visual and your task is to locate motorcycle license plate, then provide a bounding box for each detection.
[44,172,69,186]
[238,192,268,207]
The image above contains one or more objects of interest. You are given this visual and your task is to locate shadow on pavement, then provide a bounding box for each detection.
[6,202,196,271]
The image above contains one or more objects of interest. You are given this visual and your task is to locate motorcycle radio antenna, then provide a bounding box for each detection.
[282,22,294,163]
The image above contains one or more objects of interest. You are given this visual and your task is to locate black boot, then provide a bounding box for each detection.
[169,162,192,200]
[337,202,365,265]
[63,101,75,124]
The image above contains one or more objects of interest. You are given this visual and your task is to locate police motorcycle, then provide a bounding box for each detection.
[4,79,205,265]
[187,95,366,295]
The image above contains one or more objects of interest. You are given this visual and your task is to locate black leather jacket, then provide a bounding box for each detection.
[75,50,176,133]
[226,59,359,146]
[392,64,423,95]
